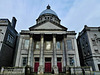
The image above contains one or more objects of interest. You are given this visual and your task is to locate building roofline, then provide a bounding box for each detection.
[77,25,100,38]
[29,20,67,31]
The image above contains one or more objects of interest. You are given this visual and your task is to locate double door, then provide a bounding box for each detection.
[57,58,62,72]
[45,58,51,72]
[34,62,39,72]
[34,58,39,72]
[57,62,62,72]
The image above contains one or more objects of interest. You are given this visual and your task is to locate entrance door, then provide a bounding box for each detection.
[34,62,39,72]
[57,58,62,72]
[34,58,39,72]
[45,62,51,72]
[45,58,51,72]
[57,62,62,72]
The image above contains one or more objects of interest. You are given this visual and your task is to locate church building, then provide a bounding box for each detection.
[14,5,80,74]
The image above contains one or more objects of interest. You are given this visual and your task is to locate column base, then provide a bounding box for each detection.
[66,66,70,74]
[38,65,44,75]
[66,66,69,71]
[53,66,59,74]
[63,66,66,72]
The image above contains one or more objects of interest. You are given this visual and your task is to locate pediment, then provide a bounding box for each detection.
[29,22,67,31]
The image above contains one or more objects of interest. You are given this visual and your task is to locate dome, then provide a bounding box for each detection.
[39,5,57,16]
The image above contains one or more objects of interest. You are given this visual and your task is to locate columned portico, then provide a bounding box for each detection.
[53,34,58,74]
[38,34,44,74]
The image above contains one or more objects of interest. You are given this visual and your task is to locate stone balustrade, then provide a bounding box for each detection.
[70,66,92,75]
[0,67,25,75]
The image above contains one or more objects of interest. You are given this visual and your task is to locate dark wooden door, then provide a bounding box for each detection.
[34,62,39,72]
[57,62,62,72]
[45,62,51,72]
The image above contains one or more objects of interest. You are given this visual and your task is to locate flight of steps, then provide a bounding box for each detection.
[30,72,67,75]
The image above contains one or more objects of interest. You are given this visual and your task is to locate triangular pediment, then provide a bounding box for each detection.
[29,22,67,31]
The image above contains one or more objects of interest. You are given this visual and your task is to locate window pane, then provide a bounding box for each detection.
[56,41,61,50]
[24,40,29,49]
[7,34,14,44]
[67,40,72,50]
[69,57,74,66]
[57,58,61,61]
[45,58,51,62]
[46,41,51,50]
[22,57,27,66]
[36,41,40,49]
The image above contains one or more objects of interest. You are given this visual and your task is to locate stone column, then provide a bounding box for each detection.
[64,35,67,66]
[28,35,33,66]
[15,36,22,67]
[73,38,80,67]
[31,36,34,67]
[38,34,44,74]
[53,34,58,74]
[62,35,67,72]
[64,35,69,73]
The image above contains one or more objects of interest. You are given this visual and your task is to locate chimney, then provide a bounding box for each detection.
[11,17,17,28]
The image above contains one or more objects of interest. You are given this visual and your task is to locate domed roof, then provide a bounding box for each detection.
[39,5,57,16]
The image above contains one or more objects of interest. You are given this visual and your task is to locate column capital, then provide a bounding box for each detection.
[53,34,56,37]
[40,34,44,39]
[30,35,33,38]
[63,34,67,38]
[40,33,45,35]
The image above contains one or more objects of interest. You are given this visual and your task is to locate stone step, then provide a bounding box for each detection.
[30,73,67,75]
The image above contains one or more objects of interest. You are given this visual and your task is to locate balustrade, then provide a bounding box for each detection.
[0,67,25,75]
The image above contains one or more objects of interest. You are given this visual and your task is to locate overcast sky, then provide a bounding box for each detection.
[0,0,100,34]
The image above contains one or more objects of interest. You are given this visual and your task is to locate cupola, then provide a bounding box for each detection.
[36,5,61,24]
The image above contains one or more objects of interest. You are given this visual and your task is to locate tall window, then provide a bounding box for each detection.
[56,41,61,50]
[69,57,74,66]
[67,40,72,50]
[24,40,29,49]
[35,41,40,49]
[7,34,14,44]
[46,41,51,50]
[22,57,27,66]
